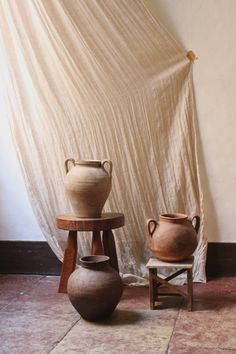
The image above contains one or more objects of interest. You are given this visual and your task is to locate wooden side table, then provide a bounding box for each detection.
[56,212,124,293]
[146,256,194,311]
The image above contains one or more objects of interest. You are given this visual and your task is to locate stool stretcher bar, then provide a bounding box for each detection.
[147,257,194,312]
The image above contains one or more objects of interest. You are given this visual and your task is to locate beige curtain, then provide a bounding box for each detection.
[0,0,207,283]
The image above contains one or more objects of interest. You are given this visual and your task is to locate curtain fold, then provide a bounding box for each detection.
[0,0,207,283]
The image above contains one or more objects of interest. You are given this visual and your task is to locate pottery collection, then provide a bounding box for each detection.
[67,255,123,322]
[64,158,112,218]
[63,158,202,318]
[146,213,200,261]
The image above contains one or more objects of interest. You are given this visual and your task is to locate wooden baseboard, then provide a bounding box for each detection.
[0,241,61,275]
[0,241,235,277]
[206,242,236,278]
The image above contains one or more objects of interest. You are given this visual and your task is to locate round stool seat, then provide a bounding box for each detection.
[56,212,124,231]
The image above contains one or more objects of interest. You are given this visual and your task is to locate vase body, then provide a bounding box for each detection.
[147,213,200,261]
[67,255,123,322]
[64,159,112,218]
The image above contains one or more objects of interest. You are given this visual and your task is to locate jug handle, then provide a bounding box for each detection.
[191,215,200,234]
[147,219,158,237]
[102,160,113,177]
[65,158,75,174]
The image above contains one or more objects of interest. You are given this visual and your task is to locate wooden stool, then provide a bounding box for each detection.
[146,256,194,311]
[56,212,124,293]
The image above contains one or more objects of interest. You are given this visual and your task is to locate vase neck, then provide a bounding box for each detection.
[75,160,101,168]
[80,255,110,269]
[159,213,188,223]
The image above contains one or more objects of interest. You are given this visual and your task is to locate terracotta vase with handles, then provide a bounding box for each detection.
[67,255,123,322]
[146,213,200,261]
[64,159,112,218]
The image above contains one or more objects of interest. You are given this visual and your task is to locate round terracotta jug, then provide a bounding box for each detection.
[64,159,112,218]
[67,255,123,322]
[146,213,200,262]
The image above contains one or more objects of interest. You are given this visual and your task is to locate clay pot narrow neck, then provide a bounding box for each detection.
[159,213,188,223]
[80,255,110,270]
[75,160,102,168]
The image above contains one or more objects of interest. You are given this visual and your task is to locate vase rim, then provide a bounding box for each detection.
[75,160,102,167]
[160,213,188,220]
[80,255,110,265]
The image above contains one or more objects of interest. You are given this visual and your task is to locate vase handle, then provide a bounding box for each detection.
[102,159,113,177]
[191,215,200,234]
[65,158,75,174]
[147,219,158,237]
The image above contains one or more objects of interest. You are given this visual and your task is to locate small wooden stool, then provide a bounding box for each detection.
[146,256,194,311]
[56,212,124,293]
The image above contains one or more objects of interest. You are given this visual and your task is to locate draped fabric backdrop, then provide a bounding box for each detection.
[0,0,207,283]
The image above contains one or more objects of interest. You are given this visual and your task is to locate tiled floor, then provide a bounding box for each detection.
[0,275,236,354]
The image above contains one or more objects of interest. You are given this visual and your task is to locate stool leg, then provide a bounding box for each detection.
[149,268,157,310]
[187,268,193,311]
[91,231,104,255]
[102,230,119,273]
[58,231,77,293]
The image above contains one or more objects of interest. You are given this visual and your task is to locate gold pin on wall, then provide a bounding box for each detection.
[187,50,197,63]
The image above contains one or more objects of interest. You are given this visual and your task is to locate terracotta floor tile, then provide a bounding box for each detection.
[0,275,45,311]
[169,308,236,351]
[2,292,78,319]
[0,274,43,293]
[51,309,175,354]
[26,276,60,296]
[168,344,236,354]
[0,276,79,320]
[0,290,19,310]
[118,286,149,309]
[216,318,236,349]
[0,311,79,354]
[1,275,236,353]
[193,278,236,298]
[217,300,236,317]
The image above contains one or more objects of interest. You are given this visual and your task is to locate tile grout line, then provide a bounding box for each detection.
[47,316,82,353]
[165,299,184,354]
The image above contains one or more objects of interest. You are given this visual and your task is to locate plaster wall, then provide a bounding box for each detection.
[0,0,235,242]
[0,115,44,240]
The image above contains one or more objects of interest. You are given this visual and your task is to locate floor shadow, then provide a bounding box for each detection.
[192,293,236,312]
[154,296,183,310]
[97,309,145,326]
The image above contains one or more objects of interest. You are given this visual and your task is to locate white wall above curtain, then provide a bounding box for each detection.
[0,0,207,283]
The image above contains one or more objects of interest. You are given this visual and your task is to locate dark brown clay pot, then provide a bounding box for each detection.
[146,213,200,262]
[67,255,123,322]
